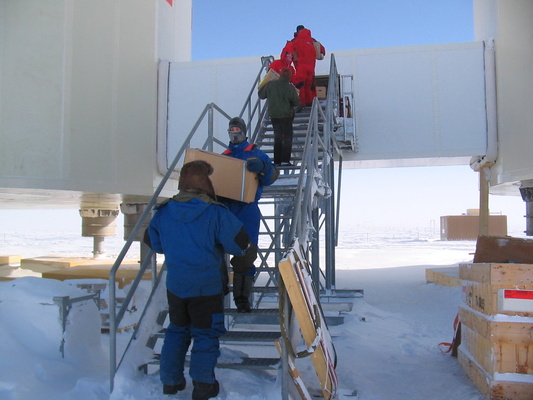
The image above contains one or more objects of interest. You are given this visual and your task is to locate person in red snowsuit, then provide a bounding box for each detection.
[291,27,325,107]
[269,50,296,79]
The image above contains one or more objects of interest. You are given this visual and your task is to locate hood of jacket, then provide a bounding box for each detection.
[165,191,221,223]
[297,28,312,42]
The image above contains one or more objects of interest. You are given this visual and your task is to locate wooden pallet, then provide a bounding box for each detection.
[278,239,338,400]
[425,267,461,287]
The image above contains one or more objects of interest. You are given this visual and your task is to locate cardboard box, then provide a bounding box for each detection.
[316,86,326,99]
[313,41,325,60]
[184,148,258,203]
[258,69,279,89]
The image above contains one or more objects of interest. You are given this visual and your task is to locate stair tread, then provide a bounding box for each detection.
[151,329,281,342]
[225,308,279,315]
[145,355,280,370]
[221,330,281,342]
[217,357,280,369]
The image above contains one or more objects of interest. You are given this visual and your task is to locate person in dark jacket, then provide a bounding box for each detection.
[145,160,257,400]
[221,117,279,312]
[258,67,300,165]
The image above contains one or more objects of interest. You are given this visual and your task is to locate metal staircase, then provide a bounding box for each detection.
[107,54,358,396]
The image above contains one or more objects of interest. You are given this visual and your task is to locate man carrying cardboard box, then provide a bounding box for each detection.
[221,117,279,312]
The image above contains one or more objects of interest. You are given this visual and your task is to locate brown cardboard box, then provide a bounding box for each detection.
[316,86,326,99]
[313,41,325,60]
[184,148,258,203]
[258,69,279,89]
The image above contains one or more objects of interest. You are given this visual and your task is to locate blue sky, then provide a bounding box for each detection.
[191,0,474,60]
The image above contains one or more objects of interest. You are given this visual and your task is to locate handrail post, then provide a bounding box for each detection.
[207,104,214,152]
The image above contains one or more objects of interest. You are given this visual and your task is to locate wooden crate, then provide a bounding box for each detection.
[474,235,533,264]
[459,263,533,317]
[459,306,533,375]
[458,349,533,400]
[458,262,533,399]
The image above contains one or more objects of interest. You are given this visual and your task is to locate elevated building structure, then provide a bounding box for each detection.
[1,0,532,239]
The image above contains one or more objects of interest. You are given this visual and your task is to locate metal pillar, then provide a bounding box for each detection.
[520,185,533,236]
[479,167,490,236]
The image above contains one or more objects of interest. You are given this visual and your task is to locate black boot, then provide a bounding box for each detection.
[233,273,254,313]
[163,379,186,394]
[192,380,219,400]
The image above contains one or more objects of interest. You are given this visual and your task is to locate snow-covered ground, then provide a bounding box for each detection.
[1,226,518,400]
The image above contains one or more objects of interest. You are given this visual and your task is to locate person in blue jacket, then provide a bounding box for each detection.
[221,117,279,312]
[145,160,257,400]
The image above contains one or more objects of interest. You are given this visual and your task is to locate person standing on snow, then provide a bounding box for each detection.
[258,67,300,165]
[220,117,279,312]
[145,160,257,400]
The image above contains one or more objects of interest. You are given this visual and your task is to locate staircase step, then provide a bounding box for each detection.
[149,329,281,343]
[225,308,279,316]
[226,308,279,326]
[143,355,280,372]
[320,288,365,299]
[220,330,281,343]
[217,357,280,370]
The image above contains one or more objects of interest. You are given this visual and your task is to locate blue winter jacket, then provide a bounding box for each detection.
[148,192,249,298]
[222,140,277,202]
[221,140,278,247]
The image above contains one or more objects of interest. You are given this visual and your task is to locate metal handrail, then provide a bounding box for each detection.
[278,54,344,400]
[285,55,343,265]
[243,55,273,143]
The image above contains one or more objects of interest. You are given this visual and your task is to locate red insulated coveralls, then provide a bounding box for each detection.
[269,50,296,84]
[292,28,324,106]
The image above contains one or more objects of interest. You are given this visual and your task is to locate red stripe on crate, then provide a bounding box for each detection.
[504,289,533,300]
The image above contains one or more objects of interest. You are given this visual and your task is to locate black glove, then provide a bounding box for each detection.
[230,242,258,274]
[143,228,152,248]
[246,158,265,174]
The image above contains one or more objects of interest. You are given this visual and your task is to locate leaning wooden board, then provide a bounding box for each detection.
[278,239,338,400]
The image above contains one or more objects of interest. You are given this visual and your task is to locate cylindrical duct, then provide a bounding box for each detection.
[120,203,150,241]
[79,208,119,237]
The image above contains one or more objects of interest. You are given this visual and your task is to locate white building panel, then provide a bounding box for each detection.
[167,42,488,169]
